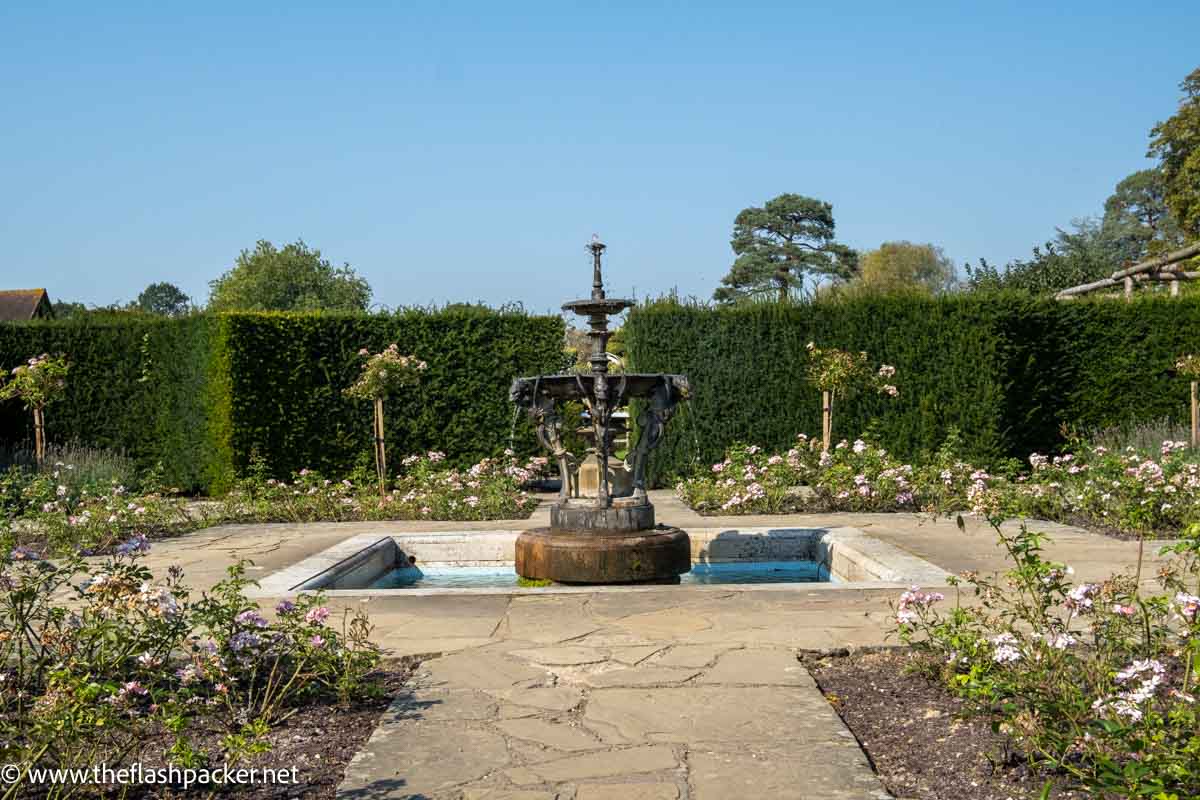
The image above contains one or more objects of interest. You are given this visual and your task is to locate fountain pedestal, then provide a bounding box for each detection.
[515,525,690,584]
[510,235,691,584]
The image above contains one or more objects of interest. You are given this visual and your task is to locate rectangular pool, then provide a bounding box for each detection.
[368,559,830,589]
[255,528,953,597]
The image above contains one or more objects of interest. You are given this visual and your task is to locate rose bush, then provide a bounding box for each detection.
[894,505,1200,798]
[677,432,1200,538]
[0,539,380,794]
[218,450,548,524]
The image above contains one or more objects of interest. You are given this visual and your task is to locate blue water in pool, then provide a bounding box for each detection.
[368,560,830,589]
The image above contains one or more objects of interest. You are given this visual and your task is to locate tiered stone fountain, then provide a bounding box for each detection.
[510,236,691,583]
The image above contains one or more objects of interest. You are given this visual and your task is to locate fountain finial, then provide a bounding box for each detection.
[588,234,606,300]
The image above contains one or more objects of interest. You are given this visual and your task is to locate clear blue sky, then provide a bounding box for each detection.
[2,1,1197,313]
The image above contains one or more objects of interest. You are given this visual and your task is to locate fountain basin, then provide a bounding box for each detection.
[515,526,690,584]
[253,527,953,596]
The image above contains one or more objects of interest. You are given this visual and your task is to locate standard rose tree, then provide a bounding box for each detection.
[344,345,427,494]
[805,342,897,451]
[1176,354,1200,448]
[0,353,68,466]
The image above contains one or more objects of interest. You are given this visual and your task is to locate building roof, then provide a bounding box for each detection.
[0,289,54,321]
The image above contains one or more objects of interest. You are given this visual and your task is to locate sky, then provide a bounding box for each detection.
[2,1,1198,314]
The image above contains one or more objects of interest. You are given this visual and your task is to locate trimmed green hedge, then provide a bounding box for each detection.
[214,309,564,488]
[0,315,219,491]
[625,294,1200,484]
[0,309,564,493]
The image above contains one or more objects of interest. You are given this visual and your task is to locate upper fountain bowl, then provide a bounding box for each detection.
[561,297,635,317]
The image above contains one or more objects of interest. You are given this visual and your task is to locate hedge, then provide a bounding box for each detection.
[0,309,564,493]
[624,293,1200,484]
[213,309,564,488]
[0,315,219,490]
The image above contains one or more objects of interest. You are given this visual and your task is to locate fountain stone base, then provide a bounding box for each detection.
[515,522,690,584]
[551,497,655,532]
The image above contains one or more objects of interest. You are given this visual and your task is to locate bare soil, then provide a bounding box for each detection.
[13,661,417,799]
[805,649,1086,800]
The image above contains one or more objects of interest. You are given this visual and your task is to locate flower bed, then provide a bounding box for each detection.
[0,540,402,797]
[676,432,1200,538]
[1,451,549,556]
[887,507,1200,798]
[808,649,1085,800]
[218,451,548,525]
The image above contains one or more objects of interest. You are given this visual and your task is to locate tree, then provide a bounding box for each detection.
[805,342,897,451]
[51,301,88,319]
[344,345,427,494]
[0,353,68,466]
[1100,169,1186,263]
[714,194,858,304]
[964,219,1120,294]
[1148,67,1200,239]
[855,241,956,294]
[208,240,372,312]
[135,282,191,316]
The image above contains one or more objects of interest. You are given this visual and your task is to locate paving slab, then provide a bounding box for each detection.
[696,647,813,686]
[576,782,680,800]
[581,665,702,688]
[583,686,837,744]
[338,720,509,799]
[612,606,714,639]
[462,788,558,800]
[421,650,550,691]
[485,686,585,712]
[608,645,665,665]
[690,742,892,800]
[510,645,610,665]
[389,687,498,723]
[652,644,732,668]
[496,718,606,751]
[513,745,679,782]
[505,596,602,643]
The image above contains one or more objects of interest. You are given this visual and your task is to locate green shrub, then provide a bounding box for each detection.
[626,293,1200,484]
[0,308,564,494]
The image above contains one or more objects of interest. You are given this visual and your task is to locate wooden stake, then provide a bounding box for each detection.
[1124,276,1133,300]
[33,407,44,467]
[1192,381,1198,450]
[821,390,832,452]
[373,397,387,495]
[1171,278,1181,297]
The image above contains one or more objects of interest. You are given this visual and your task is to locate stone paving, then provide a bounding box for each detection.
[133,492,1171,799]
[339,641,888,800]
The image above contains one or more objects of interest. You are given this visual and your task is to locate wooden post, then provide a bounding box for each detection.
[1124,276,1133,300]
[821,390,832,452]
[373,397,387,495]
[1171,278,1181,297]
[33,407,44,467]
[1192,381,1199,450]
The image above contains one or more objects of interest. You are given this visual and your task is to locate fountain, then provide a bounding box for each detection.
[509,236,691,583]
